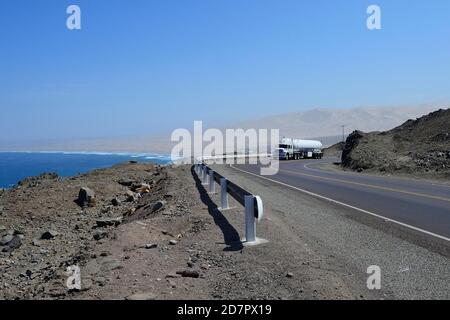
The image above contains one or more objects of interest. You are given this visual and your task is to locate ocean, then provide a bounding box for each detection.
[0,152,172,188]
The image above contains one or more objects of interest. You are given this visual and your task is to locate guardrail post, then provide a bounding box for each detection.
[209,170,216,193]
[220,178,229,210]
[244,195,256,243]
[200,164,204,179]
[202,167,209,185]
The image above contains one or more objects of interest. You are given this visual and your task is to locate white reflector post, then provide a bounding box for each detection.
[220,178,229,210]
[202,167,209,185]
[244,195,256,243]
[209,170,215,193]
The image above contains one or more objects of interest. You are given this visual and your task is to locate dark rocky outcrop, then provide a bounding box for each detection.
[341,109,450,178]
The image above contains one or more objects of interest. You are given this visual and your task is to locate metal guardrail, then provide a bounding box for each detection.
[194,162,264,245]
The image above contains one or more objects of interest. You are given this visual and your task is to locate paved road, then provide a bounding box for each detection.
[233,158,450,240]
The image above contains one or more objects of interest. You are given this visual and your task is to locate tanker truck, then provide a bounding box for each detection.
[276,138,323,160]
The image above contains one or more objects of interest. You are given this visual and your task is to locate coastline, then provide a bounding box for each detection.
[0,151,172,189]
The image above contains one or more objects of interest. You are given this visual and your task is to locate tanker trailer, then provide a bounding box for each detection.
[277,138,323,160]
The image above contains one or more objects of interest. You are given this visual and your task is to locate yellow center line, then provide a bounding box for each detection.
[278,168,450,203]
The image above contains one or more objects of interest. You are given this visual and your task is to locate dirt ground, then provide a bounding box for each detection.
[0,162,367,300]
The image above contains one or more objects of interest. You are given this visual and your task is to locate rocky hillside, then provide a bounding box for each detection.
[323,142,345,158]
[0,162,170,299]
[341,109,450,179]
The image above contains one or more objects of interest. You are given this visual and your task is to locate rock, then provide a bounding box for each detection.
[96,217,123,228]
[169,239,178,246]
[41,230,58,240]
[151,201,166,214]
[125,190,137,202]
[2,236,22,252]
[111,198,121,207]
[164,193,174,200]
[0,225,6,233]
[32,239,41,247]
[286,272,294,278]
[118,179,134,187]
[81,278,93,291]
[176,270,200,278]
[133,183,151,194]
[78,187,96,207]
[94,276,107,286]
[145,243,158,249]
[168,280,177,288]
[93,230,108,241]
[125,292,156,300]
[1,234,14,246]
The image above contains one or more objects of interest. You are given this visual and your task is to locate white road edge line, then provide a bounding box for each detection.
[230,164,450,243]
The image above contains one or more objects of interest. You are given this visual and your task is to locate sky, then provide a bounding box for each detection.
[1,0,450,142]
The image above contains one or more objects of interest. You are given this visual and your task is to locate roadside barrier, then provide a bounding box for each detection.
[194,162,265,245]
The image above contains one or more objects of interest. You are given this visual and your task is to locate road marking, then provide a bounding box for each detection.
[303,161,450,189]
[230,164,450,242]
[278,167,450,203]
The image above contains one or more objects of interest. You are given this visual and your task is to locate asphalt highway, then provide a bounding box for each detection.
[232,158,450,240]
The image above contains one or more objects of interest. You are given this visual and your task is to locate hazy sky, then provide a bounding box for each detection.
[1,0,450,142]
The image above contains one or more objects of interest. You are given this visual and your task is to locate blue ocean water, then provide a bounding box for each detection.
[0,152,172,188]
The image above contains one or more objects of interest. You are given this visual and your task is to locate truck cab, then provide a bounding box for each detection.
[276,143,293,160]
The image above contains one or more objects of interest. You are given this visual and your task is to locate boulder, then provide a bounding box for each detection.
[176,270,200,278]
[41,230,58,240]
[125,190,137,202]
[77,187,96,207]
[111,198,121,206]
[93,230,108,241]
[2,235,22,252]
[96,217,123,228]
[135,184,151,194]
[1,234,14,246]
[151,201,166,214]
[118,179,134,187]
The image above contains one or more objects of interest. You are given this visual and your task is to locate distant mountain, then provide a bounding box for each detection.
[232,105,444,144]
[1,105,446,153]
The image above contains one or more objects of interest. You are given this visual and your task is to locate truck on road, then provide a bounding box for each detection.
[276,137,323,160]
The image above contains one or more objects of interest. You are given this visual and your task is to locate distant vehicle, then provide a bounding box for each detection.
[276,138,323,160]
